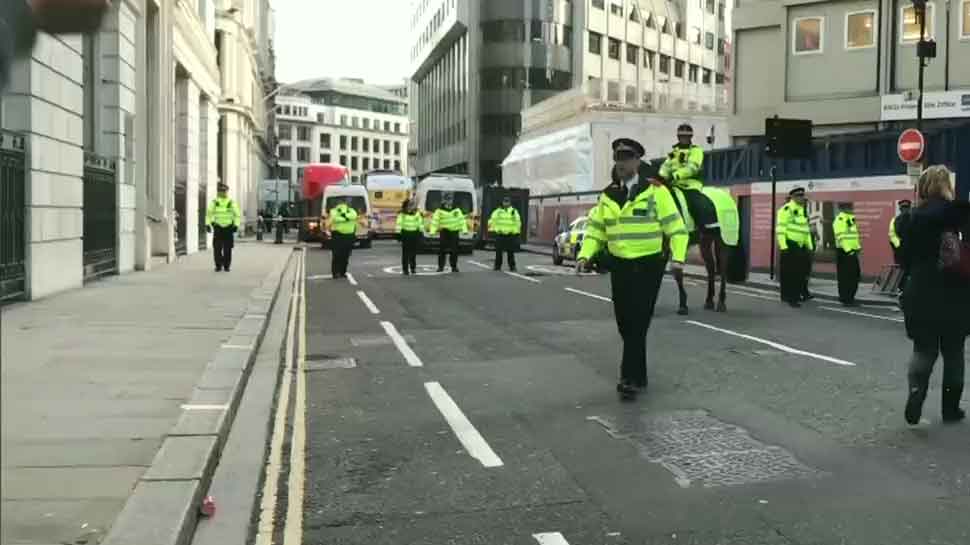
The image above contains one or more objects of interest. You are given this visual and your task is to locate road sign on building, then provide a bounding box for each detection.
[897,129,925,163]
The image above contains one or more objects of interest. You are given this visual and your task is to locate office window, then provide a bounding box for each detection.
[320,133,331,148]
[297,147,310,162]
[589,31,603,54]
[609,1,623,17]
[279,166,292,180]
[901,3,934,42]
[625,84,637,104]
[394,160,401,172]
[395,122,402,133]
[340,135,347,150]
[383,159,391,169]
[792,16,824,54]
[352,116,359,128]
[297,167,304,181]
[394,141,401,154]
[962,0,970,38]
[320,153,331,163]
[608,38,621,59]
[675,22,685,39]
[278,124,292,140]
[645,13,655,29]
[718,2,725,21]
[317,113,325,123]
[351,156,358,170]
[592,0,604,9]
[374,138,381,152]
[703,68,712,84]
[706,0,715,13]
[659,54,670,74]
[661,18,671,34]
[363,157,370,170]
[297,126,310,141]
[688,64,699,83]
[384,121,391,131]
[351,136,358,151]
[630,6,640,22]
[278,146,291,160]
[340,115,347,125]
[674,60,685,78]
[363,118,370,129]
[384,140,391,154]
[626,44,638,64]
[363,138,370,152]
[607,81,620,101]
[705,32,715,50]
[715,72,725,84]
[846,10,876,49]
[718,38,726,55]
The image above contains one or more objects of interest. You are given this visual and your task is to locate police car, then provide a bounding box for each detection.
[552,216,589,265]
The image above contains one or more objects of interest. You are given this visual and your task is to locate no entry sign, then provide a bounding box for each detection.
[897,129,925,163]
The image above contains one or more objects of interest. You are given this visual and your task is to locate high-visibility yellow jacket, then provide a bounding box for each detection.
[205,197,241,228]
[396,211,423,233]
[833,211,861,253]
[889,216,901,248]
[659,144,704,191]
[578,183,689,262]
[430,207,468,234]
[776,201,814,251]
[328,204,358,235]
[488,206,521,235]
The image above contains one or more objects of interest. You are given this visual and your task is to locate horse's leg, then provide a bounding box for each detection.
[716,238,728,312]
[674,267,689,315]
[699,233,717,310]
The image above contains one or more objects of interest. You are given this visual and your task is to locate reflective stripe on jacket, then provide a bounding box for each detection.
[833,212,861,252]
[578,183,689,262]
[396,212,423,233]
[430,208,468,234]
[659,145,704,191]
[206,197,241,228]
[776,201,814,251]
[889,216,901,248]
[329,204,358,235]
[488,207,521,235]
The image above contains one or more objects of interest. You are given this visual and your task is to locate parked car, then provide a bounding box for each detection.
[553,217,589,265]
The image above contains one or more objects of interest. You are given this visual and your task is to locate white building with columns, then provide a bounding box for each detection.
[0,0,275,301]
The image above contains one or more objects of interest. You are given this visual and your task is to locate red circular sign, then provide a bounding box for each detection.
[897,129,925,163]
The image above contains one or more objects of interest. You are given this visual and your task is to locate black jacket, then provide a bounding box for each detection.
[900,198,970,340]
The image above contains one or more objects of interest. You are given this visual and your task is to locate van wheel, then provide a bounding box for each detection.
[553,244,564,266]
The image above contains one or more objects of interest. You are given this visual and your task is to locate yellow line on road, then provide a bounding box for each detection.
[284,249,308,545]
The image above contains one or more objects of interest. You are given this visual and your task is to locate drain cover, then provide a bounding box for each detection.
[305,357,356,370]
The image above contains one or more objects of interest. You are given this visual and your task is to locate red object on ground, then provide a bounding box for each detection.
[200,495,216,518]
[897,129,925,164]
[302,163,349,200]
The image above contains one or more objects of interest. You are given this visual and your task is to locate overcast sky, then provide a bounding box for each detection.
[274,0,412,86]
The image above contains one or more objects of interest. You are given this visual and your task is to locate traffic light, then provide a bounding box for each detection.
[765,117,813,159]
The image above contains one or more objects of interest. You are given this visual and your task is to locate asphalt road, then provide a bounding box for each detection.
[283,241,968,545]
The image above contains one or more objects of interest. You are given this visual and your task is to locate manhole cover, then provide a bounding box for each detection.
[305,357,356,370]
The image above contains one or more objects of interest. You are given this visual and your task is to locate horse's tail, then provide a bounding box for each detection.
[725,238,749,283]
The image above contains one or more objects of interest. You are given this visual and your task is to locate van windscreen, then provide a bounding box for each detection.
[325,196,367,214]
[425,190,473,214]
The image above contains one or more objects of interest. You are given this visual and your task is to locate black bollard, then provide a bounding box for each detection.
[256,219,264,241]
[275,220,284,244]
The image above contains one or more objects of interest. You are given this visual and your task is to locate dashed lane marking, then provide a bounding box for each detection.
[381,321,423,367]
[505,271,541,283]
[820,306,904,323]
[425,381,503,468]
[686,320,857,367]
[467,260,491,269]
[565,287,612,303]
[346,273,359,286]
[533,532,571,545]
[356,290,381,314]
[180,404,228,411]
[306,274,332,280]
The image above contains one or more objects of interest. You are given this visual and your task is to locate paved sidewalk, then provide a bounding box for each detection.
[522,243,898,306]
[1,244,292,545]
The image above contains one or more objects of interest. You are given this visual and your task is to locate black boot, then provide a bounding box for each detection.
[616,380,637,401]
[905,375,929,425]
[942,385,966,423]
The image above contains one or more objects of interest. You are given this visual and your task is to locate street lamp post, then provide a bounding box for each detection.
[911,0,936,132]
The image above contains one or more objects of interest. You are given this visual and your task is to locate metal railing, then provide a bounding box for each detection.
[82,153,118,282]
[0,130,26,302]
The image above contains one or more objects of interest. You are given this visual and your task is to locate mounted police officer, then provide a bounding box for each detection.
[659,124,717,236]
[577,138,689,400]
[205,182,242,272]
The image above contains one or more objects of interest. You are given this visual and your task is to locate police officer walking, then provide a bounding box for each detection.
[327,197,358,279]
[776,187,814,307]
[577,138,689,400]
[396,199,423,275]
[489,195,522,271]
[205,182,242,272]
[430,193,467,273]
[833,202,862,306]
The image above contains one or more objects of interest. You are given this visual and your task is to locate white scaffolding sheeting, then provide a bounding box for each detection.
[501,124,594,196]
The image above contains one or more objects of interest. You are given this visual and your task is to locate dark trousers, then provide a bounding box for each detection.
[836,249,860,304]
[438,230,460,271]
[892,245,909,290]
[212,226,234,270]
[908,334,966,414]
[780,243,811,303]
[493,234,518,270]
[400,232,419,273]
[331,233,354,277]
[609,254,666,387]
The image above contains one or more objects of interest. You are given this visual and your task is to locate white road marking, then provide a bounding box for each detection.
[686,320,857,367]
[565,287,612,303]
[424,381,503,468]
[467,260,491,269]
[346,273,359,286]
[243,313,267,319]
[356,290,381,314]
[533,532,571,545]
[223,344,255,350]
[381,321,423,367]
[255,251,302,545]
[306,274,332,280]
[505,271,541,283]
[180,404,228,411]
[820,306,904,323]
[727,290,778,302]
[283,249,308,545]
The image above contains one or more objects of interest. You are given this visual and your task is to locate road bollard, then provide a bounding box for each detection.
[256,219,264,241]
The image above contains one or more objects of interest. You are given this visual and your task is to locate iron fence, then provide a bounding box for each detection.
[83,153,117,281]
[0,130,26,302]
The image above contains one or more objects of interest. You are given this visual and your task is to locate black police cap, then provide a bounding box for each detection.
[898,199,912,207]
[612,138,645,157]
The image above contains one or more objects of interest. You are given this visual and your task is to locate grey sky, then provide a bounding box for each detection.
[274,0,411,86]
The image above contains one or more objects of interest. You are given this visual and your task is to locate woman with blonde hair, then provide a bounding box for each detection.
[901,165,970,424]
